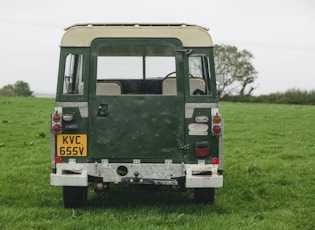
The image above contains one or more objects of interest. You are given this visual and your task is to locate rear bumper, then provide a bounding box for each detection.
[50,159,223,188]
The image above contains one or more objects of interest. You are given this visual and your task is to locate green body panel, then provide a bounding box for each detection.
[88,96,185,163]
[185,107,219,163]
[62,107,88,134]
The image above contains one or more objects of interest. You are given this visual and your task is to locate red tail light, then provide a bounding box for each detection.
[212,125,221,135]
[52,124,61,133]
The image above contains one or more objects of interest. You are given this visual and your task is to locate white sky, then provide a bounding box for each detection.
[0,0,314,95]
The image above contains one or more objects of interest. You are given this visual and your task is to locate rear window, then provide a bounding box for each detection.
[96,45,176,95]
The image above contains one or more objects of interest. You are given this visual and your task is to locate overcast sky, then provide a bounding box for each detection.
[0,0,314,95]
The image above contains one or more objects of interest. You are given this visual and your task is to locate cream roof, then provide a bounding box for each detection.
[61,23,213,47]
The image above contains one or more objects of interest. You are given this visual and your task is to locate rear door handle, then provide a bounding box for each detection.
[97,104,108,117]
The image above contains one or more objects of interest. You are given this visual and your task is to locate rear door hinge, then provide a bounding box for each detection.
[179,144,190,152]
[177,49,192,55]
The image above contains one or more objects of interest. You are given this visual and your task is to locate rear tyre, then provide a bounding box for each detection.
[63,186,88,208]
[194,188,215,204]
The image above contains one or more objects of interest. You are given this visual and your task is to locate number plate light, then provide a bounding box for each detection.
[195,116,209,123]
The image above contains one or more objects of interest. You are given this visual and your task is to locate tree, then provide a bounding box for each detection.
[214,44,258,96]
[0,81,33,97]
[13,81,33,97]
[0,84,15,96]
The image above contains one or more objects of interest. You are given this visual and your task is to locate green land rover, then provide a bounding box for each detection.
[50,23,224,208]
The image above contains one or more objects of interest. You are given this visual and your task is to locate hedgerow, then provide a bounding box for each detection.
[221,89,315,105]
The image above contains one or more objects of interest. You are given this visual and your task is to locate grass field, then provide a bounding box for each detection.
[0,97,314,229]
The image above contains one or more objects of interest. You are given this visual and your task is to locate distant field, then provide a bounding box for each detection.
[0,97,314,229]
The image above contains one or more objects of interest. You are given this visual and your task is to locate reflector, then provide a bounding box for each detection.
[212,158,219,164]
[55,157,62,163]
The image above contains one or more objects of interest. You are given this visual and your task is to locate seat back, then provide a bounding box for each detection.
[162,77,177,95]
[162,76,206,95]
[78,82,123,95]
[97,82,122,95]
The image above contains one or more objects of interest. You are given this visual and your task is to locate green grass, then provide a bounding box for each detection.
[0,98,314,229]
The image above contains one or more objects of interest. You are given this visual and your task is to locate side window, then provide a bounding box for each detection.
[189,56,211,95]
[63,54,84,94]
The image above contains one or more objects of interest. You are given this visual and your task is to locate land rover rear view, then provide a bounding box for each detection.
[50,23,224,208]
